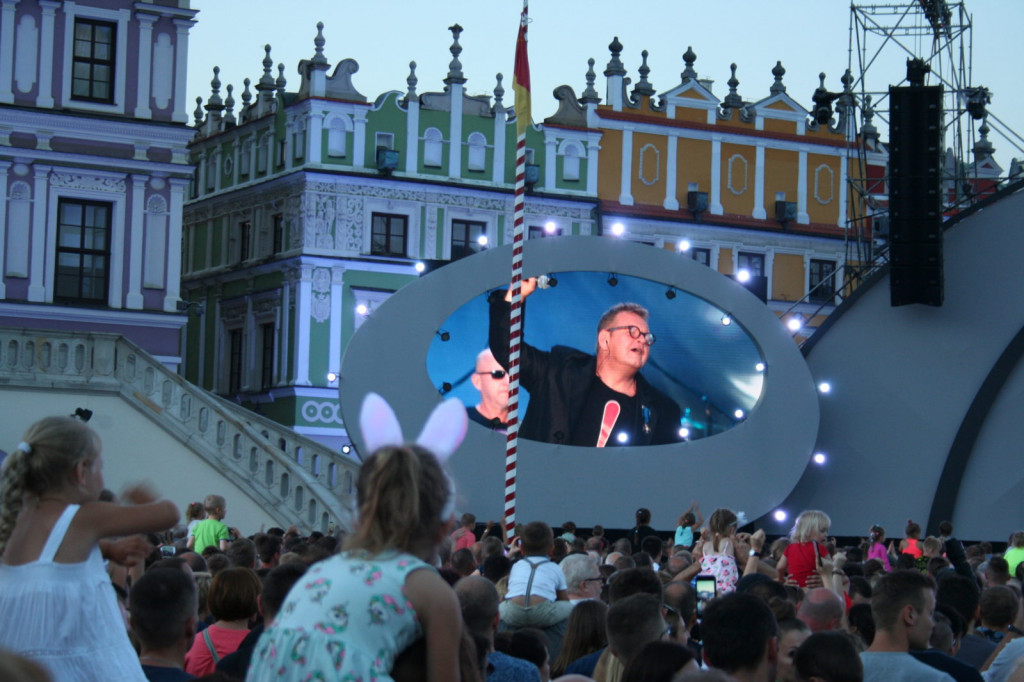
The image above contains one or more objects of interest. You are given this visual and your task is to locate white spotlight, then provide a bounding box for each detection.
[734,409,745,420]
[818,381,831,394]
[414,261,426,273]
[755,362,766,372]
[610,222,625,236]
[677,239,691,252]
[477,234,489,247]
[774,509,788,522]
[616,432,629,444]
[678,427,690,439]
[721,315,732,326]
[356,303,369,316]
[737,269,751,283]
[787,316,802,332]
[544,221,557,234]
[326,372,338,383]
[813,452,827,465]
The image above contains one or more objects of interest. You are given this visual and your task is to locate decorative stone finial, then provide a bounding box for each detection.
[681,46,698,83]
[770,61,786,95]
[581,57,601,104]
[193,96,204,127]
[311,22,328,66]
[723,63,742,109]
[974,118,995,158]
[860,94,878,142]
[632,50,655,98]
[605,36,626,77]
[445,24,466,85]
[276,63,286,95]
[406,61,418,99]
[493,73,504,106]
[257,45,276,91]
[224,84,236,125]
[241,78,252,107]
[207,66,223,109]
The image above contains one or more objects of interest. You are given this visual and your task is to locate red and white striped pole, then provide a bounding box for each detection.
[505,0,531,542]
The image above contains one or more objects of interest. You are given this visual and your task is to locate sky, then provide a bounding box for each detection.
[186,1,1024,172]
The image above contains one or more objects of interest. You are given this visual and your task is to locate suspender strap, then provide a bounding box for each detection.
[522,557,549,607]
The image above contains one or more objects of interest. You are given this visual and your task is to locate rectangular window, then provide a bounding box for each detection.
[260,323,275,391]
[528,224,561,239]
[737,252,765,277]
[272,213,284,253]
[55,198,111,303]
[691,247,711,266]
[450,219,486,260]
[371,213,407,257]
[71,18,116,103]
[227,328,243,395]
[809,259,837,304]
[376,132,395,150]
[238,220,251,263]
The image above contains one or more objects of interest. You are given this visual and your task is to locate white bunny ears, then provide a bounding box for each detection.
[359,392,468,461]
[359,392,467,522]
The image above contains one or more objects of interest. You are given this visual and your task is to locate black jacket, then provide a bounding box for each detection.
[488,291,681,446]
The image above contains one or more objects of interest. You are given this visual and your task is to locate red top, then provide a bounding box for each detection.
[184,624,250,677]
[783,541,829,587]
[903,537,923,558]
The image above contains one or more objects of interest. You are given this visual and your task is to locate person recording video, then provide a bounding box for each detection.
[488,277,682,446]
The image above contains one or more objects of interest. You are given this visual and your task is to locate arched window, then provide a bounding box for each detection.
[467,132,486,172]
[423,128,443,168]
[327,118,347,157]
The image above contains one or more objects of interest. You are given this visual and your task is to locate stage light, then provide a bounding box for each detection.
[544,221,557,234]
[477,235,489,247]
[665,287,676,300]
[326,372,338,383]
[774,509,788,522]
[734,409,745,420]
[72,407,93,422]
[436,330,450,342]
[787,315,802,332]
[678,427,690,439]
[813,452,827,465]
[610,222,625,236]
[736,269,751,283]
[607,273,619,287]
[721,315,732,326]
[677,239,691,252]
[414,261,426,273]
[818,381,831,394]
[616,432,629,444]
[439,382,452,394]
[341,444,352,455]
[356,303,369,316]
[755,362,766,372]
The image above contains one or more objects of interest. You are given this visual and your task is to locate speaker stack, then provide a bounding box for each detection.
[888,84,944,307]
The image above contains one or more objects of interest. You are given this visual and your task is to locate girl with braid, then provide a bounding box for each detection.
[0,416,179,681]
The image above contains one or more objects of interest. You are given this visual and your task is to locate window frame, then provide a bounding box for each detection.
[54,198,112,304]
[260,322,275,391]
[227,327,244,396]
[808,258,838,304]
[61,6,129,114]
[737,251,766,278]
[370,212,408,258]
[450,219,487,260]
[71,18,117,103]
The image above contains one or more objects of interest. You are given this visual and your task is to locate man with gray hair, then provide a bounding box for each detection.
[561,553,603,604]
[489,279,682,446]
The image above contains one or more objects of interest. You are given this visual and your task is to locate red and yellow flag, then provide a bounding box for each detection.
[513,2,531,139]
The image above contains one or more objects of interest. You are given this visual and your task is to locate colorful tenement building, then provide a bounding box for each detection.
[180,25,890,451]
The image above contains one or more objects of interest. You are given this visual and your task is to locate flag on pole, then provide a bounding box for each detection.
[513,3,531,139]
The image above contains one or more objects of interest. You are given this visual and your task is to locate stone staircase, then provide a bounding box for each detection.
[0,327,357,534]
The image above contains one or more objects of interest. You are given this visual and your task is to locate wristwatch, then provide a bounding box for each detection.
[749,548,758,557]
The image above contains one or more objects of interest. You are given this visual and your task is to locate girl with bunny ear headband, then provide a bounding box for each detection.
[248,393,467,682]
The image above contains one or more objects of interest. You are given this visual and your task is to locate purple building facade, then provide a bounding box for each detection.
[0,0,196,367]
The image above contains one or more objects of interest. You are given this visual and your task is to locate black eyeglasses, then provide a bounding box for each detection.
[606,325,656,346]
[582,576,606,585]
[475,370,507,379]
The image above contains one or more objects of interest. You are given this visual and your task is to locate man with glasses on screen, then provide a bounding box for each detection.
[488,277,682,446]
[468,348,511,432]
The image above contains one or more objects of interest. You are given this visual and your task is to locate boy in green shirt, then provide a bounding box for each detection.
[187,494,234,553]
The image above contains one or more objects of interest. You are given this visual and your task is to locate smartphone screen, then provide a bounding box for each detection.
[695,574,717,617]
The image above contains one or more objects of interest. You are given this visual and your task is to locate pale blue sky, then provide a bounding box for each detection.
[187,1,1023,171]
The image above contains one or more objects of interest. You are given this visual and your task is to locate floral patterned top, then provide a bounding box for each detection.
[247,551,430,682]
[700,538,740,594]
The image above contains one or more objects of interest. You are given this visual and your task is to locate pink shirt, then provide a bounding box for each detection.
[867,542,892,571]
[184,624,250,677]
[450,527,476,551]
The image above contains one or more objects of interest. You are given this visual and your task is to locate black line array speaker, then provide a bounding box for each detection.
[888,84,944,307]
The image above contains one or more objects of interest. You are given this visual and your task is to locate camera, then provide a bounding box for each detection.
[160,545,176,556]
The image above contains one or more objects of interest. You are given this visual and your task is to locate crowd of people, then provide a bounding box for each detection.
[2,413,1024,682]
